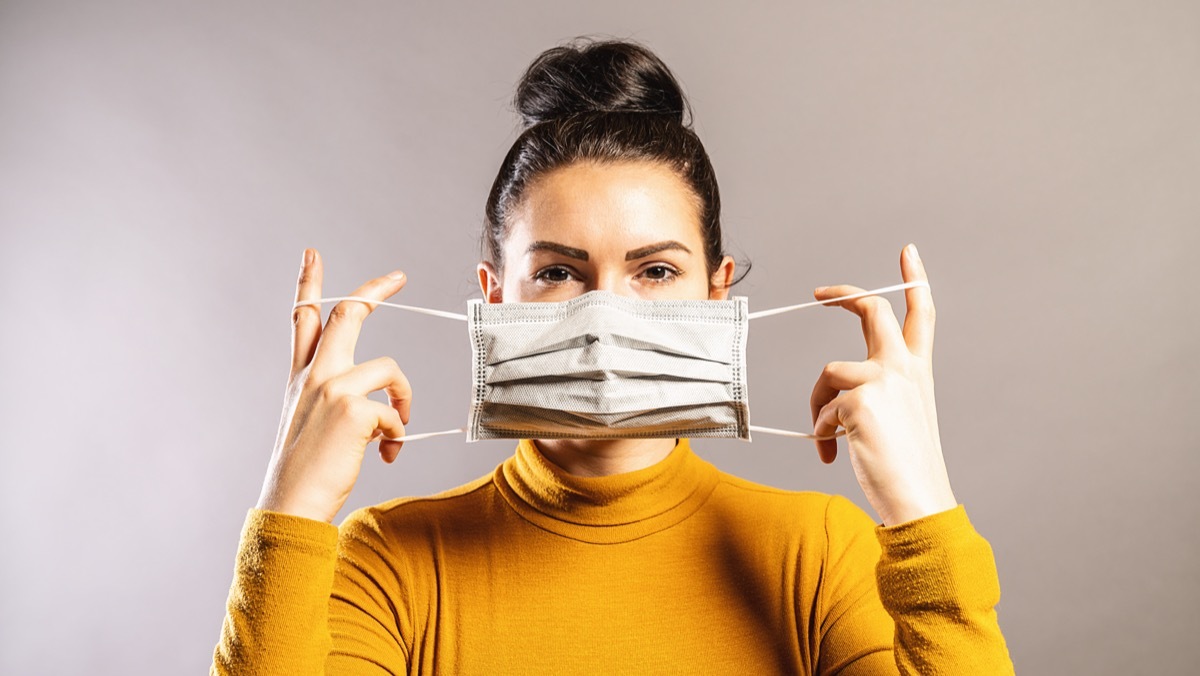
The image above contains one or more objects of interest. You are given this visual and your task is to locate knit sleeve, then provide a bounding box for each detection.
[815,496,1014,675]
[874,504,1015,675]
[210,508,409,675]
[210,508,339,675]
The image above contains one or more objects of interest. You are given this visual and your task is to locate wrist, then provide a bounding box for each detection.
[869,451,958,525]
[256,483,341,524]
[879,487,958,527]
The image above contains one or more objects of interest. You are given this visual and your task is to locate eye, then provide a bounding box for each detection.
[533,265,576,285]
[639,264,681,284]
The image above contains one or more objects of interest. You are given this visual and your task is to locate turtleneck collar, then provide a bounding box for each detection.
[493,438,720,544]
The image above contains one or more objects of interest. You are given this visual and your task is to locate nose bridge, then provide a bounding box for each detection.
[592,266,636,298]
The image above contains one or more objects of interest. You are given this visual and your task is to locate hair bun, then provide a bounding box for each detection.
[514,37,691,128]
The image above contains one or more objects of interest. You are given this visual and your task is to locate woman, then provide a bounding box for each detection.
[213,38,1013,674]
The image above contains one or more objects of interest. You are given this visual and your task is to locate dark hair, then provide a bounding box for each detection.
[484,37,744,287]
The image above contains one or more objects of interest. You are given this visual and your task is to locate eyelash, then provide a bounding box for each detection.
[532,264,683,285]
[533,265,576,285]
[640,264,682,284]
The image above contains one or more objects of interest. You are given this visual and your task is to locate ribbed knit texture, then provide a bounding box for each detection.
[212,439,1013,674]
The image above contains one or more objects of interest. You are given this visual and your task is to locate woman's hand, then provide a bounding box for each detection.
[809,244,957,526]
[255,249,413,523]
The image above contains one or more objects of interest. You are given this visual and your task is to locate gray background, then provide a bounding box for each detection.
[1,1,1196,673]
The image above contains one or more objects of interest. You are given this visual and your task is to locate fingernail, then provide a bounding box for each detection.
[908,243,920,261]
[814,286,828,294]
[388,270,406,281]
[301,248,312,267]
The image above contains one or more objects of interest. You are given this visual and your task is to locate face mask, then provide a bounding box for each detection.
[295,280,927,443]
[467,291,749,441]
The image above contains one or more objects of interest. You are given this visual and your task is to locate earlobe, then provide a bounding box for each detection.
[477,261,503,304]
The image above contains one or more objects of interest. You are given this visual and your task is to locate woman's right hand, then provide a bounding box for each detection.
[255,248,413,523]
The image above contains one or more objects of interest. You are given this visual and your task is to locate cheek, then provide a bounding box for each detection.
[499,268,530,302]
[640,263,713,301]
[680,272,717,300]
[500,267,573,303]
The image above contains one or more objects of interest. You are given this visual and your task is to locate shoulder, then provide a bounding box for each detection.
[338,470,499,544]
[708,471,880,542]
[711,470,869,518]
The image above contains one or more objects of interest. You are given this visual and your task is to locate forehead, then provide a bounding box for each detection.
[506,160,703,253]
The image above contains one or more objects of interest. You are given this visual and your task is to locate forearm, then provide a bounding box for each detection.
[211,508,339,675]
[875,506,1014,675]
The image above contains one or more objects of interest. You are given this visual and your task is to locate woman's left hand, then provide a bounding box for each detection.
[810,243,957,526]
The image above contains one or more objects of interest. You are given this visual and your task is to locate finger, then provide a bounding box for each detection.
[812,398,843,464]
[815,360,879,394]
[809,362,873,465]
[379,439,403,464]
[291,248,324,375]
[310,269,407,375]
[360,399,406,462]
[324,356,413,425]
[809,360,877,426]
[900,244,936,358]
[814,284,906,359]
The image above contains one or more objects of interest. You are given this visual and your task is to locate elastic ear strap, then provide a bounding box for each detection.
[291,298,466,443]
[296,283,928,322]
[745,281,928,440]
[293,296,468,321]
[306,286,910,444]
[748,424,847,442]
[373,428,467,443]
[384,427,844,444]
[747,280,930,320]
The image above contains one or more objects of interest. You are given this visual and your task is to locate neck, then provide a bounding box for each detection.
[534,437,678,477]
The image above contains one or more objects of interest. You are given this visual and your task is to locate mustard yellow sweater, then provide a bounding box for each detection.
[213,439,1013,674]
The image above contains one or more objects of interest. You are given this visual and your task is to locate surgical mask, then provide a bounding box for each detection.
[294,280,927,443]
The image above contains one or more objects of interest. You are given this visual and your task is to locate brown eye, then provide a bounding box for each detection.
[641,265,679,283]
[535,266,574,284]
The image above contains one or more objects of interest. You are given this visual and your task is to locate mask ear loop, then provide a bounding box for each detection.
[747,425,846,441]
[372,428,466,443]
[292,295,468,321]
[745,279,931,441]
[294,281,929,445]
[292,296,469,443]
[747,280,929,320]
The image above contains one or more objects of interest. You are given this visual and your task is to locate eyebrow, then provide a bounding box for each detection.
[625,240,692,261]
[526,241,589,261]
[525,239,693,262]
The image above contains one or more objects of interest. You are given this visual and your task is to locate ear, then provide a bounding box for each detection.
[708,256,736,300]
[477,261,503,303]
